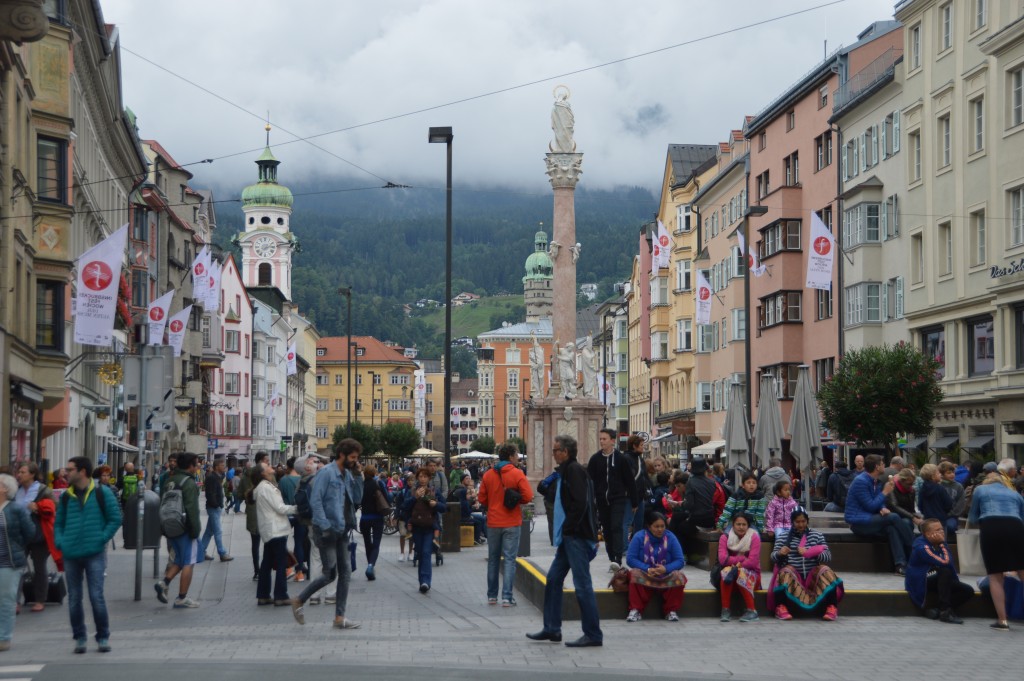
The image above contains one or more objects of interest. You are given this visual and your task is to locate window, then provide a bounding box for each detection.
[1012,67,1023,128]
[224,372,240,395]
[784,152,799,186]
[763,365,800,399]
[841,137,859,180]
[884,109,901,157]
[819,85,829,109]
[912,233,924,284]
[676,319,692,351]
[846,283,881,325]
[225,330,240,353]
[731,308,746,341]
[651,276,669,305]
[316,426,328,439]
[786,110,795,131]
[922,326,945,379]
[389,374,410,385]
[1012,186,1024,246]
[266,345,275,364]
[970,211,986,266]
[971,97,984,152]
[676,259,692,291]
[316,373,328,386]
[814,358,835,391]
[37,137,67,202]
[974,0,987,30]
[759,220,801,259]
[677,204,692,233]
[885,277,904,320]
[843,203,881,247]
[332,399,341,411]
[225,415,239,435]
[910,23,921,70]
[508,370,518,389]
[652,332,668,360]
[201,316,211,348]
[388,399,410,411]
[968,316,994,376]
[258,262,272,286]
[909,131,922,181]
[35,280,63,350]
[938,114,951,168]
[756,170,770,199]
[335,373,343,385]
[1016,306,1024,368]
[939,222,953,275]
[617,353,627,371]
[816,288,833,320]
[758,131,766,151]
[815,132,832,170]
[759,291,802,328]
[505,348,521,364]
[939,3,952,52]
[131,270,147,308]
[883,194,900,239]
[697,324,713,353]
[697,383,711,411]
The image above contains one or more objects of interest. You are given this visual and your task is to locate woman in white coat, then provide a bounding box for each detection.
[251,462,297,606]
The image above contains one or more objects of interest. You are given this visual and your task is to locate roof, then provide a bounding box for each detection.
[667,144,718,187]
[142,139,192,178]
[450,378,479,401]
[478,317,552,341]
[576,304,602,342]
[316,336,419,366]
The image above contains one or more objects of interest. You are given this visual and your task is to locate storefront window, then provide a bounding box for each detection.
[922,326,945,379]
[968,316,994,376]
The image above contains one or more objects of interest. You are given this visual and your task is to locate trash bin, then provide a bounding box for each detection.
[441,504,462,553]
[518,502,534,557]
[122,490,162,549]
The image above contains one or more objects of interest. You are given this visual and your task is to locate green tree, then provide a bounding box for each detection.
[473,435,496,454]
[504,436,528,457]
[817,343,943,456]
[378,421,422,469]
[332,421,380,456]
[450,344,478,379]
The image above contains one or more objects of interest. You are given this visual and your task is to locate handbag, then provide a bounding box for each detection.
[709,563,723,588]
[495,467,522,510]
[47,572,67,604]
[608,567,631,593]
[375,488,392,514]
[957,522,985,575]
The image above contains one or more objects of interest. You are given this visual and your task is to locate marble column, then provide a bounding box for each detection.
[545,152,583,355]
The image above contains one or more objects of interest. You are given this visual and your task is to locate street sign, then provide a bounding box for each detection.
[208,438,219,449]
[636,431,650,443]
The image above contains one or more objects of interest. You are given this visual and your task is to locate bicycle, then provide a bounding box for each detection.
[382,507,399,535]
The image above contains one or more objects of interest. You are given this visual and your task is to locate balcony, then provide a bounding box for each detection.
[833,47,903,117]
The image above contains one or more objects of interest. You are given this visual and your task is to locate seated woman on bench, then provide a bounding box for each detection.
[768,509,844,622]
[623,511,686,623]
[455,474,486,545]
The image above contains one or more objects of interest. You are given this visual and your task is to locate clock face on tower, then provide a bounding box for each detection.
[253,236,277,258]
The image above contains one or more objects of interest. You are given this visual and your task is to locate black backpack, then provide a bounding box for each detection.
[295,476,314,522]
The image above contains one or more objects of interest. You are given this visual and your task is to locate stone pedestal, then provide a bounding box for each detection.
[526,397,606,484]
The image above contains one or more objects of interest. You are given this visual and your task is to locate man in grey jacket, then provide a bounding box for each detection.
[291,438,363,629]
[759,458,791,498]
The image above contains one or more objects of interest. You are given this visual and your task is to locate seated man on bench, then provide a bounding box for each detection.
[844,454,914,576]
[455,473,486,545]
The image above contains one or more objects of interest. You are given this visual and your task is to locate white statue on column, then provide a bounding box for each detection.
[529,332,544,400]
[557,340,577,400]
[550,85,576,153]
[570,242,582,264]
[579,334,598,399]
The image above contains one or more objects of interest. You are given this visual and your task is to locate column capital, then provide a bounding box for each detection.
[545,153,584,189]
[0,0,48,44]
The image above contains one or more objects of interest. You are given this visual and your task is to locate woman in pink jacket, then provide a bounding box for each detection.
[716,512,762,622]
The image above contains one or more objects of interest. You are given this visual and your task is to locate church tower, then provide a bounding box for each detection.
[523,227,553,322]
[238,125,295,301]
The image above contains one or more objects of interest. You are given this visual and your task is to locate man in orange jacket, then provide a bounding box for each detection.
[477,443,534,607]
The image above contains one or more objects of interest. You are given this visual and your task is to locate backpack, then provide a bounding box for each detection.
[121,474,138,499]
[159,478,187,538]
[834,473,855,509]
[294,476,314,522]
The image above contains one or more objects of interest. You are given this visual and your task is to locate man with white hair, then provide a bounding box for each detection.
[996,458,1018,490]
[884,456,905,478]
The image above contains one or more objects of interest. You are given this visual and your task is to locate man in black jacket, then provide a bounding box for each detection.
[527,435,602,648]
[587,428,638,571]
[200,458,232,562]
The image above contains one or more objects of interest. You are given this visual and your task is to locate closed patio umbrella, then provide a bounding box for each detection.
[788,365,821,510]
[722,381,751,473]
[752,374,785,471]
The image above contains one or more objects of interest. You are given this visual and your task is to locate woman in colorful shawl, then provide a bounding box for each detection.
[716,512,762,622]
[769,509,844,621]
[624,511,687,623]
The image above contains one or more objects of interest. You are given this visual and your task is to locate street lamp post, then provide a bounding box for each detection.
[350,341,359,429]
[429,126,454,470]
[742,204,769,459]
[369,371,377,428]
[339,287,352,438]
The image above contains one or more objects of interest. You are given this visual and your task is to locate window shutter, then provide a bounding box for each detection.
[881,199,888,239]
[895,277,904,318]
[860,133,868,171]
[892,110,901,152]
[841,145,848,181]
[881,119,887,158]
[882,282,889,322]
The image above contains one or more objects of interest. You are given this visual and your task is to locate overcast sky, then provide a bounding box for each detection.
[101,0,897,195]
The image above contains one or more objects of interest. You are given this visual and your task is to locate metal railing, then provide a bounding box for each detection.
[833,47,904,114]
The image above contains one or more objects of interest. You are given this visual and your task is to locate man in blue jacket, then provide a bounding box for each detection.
[844,454,913,574]
[291,438,363,629]
[54,456,122,654]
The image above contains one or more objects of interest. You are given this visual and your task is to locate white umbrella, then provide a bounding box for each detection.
[412,447,443,457]
[788,365,821,509]
[753,374,785,470]
[453,451,497,460]
[721,381,751,471]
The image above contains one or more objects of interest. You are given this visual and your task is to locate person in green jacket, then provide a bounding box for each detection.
[54,456,122,654]
[154,453,203,609]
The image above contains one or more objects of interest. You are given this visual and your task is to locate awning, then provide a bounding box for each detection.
[106,440,139,453]
[931,435,959,451]
[650,432,678,443]
[963,435,994,450]
[691,440,725,456]
[901,436,928,450]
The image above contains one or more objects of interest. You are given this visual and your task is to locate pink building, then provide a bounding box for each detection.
[746,22,902,465]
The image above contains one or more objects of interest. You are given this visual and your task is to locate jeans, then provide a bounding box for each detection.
[412,529,434,586]
[250,532,261,575]
[200,507,227,557]
[542,535,602,642]
[298,527,352,617]
[631,500,646,536]
[849,513,914,567]
[0,567,20,642]
[27,542,48,604]
[486,525,521,601]
[598,498,630,563]
[293,520,308,573]
[257,536,290,601]
[359,517,384,566]
[64,552,109,642]
[233,494,243,514]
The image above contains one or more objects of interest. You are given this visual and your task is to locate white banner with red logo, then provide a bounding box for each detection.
[147,289,175,344]
[414,369,426,399]
[286,342,297,376]
[166,305,192,357]
[657,220,672,269]
[191,245,210,305]
[695,269,713,325]
[806,212,835,290]
[202,258,222,313]
[74,224,128,347]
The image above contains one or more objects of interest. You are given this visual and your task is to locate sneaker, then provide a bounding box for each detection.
[398,555,406,563]
[502,598,517,607]
[608,562,621,573]
[938,609,962,625]
[219,554,234,562]
[775,605,793,621]
[720,608,732,622]
[488,597,498,605]
[990,621,1010,632]
[286,567,296,580]
[204,554,214,561]
[739,609,759,623]
[308,597,321,606]
[823,605,838,622]
[894,565,906,576]
[295,571,306,582]
[97,638,111,653]
[666,611,679,622]
[924,608,940,620]
[626,609,642,623]
[73,638,87,654]
[173,596,200,609]
[325,596,336,605]
[154,581,169,604]
[291,599,304,625]
[419,583,430,594]
[365,566,375,581]
[333,618,361,630]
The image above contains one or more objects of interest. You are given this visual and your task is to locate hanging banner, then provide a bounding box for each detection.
[657,220,672,269]
[414,370,426,400]
[286,342,297,376]
[268,387,281,409]
[147,289,175,345]
[74,224,128,347]
[205,259,222,313]
[166,305,192,357]
[695,269,713,325]
[191,245,210,305]
[806,212,835,290]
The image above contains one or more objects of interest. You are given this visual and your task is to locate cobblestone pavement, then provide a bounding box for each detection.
[3,508,1019,680]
